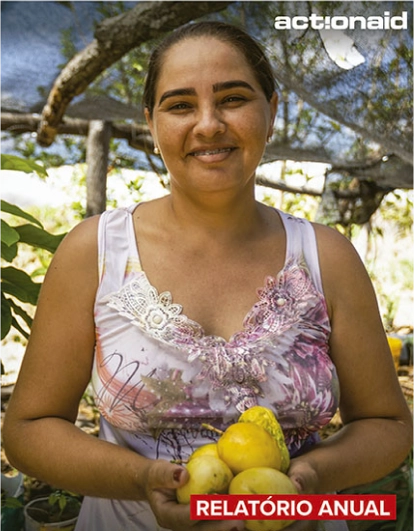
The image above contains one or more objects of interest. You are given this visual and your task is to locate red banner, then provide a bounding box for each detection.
[190,494,396,521]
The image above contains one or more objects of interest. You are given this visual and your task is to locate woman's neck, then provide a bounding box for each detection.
[165,189,269,244]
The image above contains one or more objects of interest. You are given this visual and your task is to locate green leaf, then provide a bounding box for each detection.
[1,219,20,247]
[58,496,67,512]
[10,316,30,340]
[1,294,12,340]
[3,497,24,509]
[15,224,66,254]
[48,493,58,506]
[1,200,43,228]
[1,266,41,305]
[1,241,18,262]
[9,298,33,328]
[1,281,38,305]
[1,154,48,178]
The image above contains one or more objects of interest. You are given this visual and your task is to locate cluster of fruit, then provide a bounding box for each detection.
[176,406,297,531]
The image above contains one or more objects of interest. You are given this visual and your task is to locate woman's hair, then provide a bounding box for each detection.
[143,21,276,116]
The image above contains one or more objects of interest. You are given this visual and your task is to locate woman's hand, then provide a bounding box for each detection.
[283,458,319,531]
[287,458,319,495]
[145,459,245,531]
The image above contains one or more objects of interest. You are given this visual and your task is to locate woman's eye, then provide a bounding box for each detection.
[168,102,191,111]
[222,95,247,105]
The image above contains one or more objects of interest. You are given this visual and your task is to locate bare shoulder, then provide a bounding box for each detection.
[312,221,356,253]
[41,215,101,301]
[56,214,100,254]
[49,215,100,268]
[312,222,367,273]
[311,222,376,313]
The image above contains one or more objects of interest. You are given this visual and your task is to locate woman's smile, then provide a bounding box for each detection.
[187,145,237,163]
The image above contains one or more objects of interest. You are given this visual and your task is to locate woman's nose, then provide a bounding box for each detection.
[193,105,226,137]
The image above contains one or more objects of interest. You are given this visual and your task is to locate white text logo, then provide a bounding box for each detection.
[274,11,408,30]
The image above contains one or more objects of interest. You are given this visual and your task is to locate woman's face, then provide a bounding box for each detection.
[145,36,278,198]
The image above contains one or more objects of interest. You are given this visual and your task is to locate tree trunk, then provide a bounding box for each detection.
[86,121,112,217]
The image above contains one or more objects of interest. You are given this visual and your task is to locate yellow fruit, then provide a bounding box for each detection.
[229,467,297,531]
[176,455,233,504]
[188,443,219,461]
[238,406,290,473]
[217,422,281,474]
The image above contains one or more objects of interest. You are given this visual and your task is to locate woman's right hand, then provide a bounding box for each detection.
[145,459,245,531]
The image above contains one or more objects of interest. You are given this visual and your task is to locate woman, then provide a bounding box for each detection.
[3,21,412,531]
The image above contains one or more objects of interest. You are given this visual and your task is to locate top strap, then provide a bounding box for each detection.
[96,206,140,299]
[278,211,324,294]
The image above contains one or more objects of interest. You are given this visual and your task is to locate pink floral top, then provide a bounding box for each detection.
[76,204,341,531]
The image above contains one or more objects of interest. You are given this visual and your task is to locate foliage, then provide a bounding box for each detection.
[1,492,23,509]
[47,490,82,521]
[344,452,413,531]
[1,155,66,341]
[1,155,48,178]
[22,490,82,525]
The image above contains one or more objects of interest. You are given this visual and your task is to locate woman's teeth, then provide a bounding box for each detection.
[191,148,232,156]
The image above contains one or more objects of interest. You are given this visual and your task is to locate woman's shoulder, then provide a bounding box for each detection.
[311,221,374,304]
[47,215,102,284]
[311,222,363,264]
[59,214,101,251]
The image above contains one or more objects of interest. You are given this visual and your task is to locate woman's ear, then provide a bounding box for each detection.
[144,107,153,133]
[144,107,157,151]
[269,92,278,134]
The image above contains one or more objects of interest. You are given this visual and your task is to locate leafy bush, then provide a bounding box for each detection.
[1,155,66,340]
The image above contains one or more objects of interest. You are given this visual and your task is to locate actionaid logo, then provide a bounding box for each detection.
[274,11,408,30]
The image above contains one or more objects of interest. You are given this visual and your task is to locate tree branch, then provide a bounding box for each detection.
[256,175,322,197]
[2,113,153,152]
[36,1,233,147]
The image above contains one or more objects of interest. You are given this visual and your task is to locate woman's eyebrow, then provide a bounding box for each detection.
[158,80,256,106]
[158,87,196,106]
[213,80,256,93]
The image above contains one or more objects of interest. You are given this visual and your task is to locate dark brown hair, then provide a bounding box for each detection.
[143,21,276,116]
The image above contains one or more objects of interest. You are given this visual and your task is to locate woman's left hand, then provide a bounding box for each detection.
[287,457,319,495]
[283,458,319,531]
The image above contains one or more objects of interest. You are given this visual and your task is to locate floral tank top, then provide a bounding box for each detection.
[75,205,342,531]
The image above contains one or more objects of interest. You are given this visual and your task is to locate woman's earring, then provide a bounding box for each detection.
[153,146,160,155]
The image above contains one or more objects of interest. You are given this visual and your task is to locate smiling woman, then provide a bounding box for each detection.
[144,31,277,201]
[3,21,412,531]
[144,26,277,206]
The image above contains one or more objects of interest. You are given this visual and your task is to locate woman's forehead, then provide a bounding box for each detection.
[157,37,255,89]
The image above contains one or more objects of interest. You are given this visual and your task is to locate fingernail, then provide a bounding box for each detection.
[173,468,183,482]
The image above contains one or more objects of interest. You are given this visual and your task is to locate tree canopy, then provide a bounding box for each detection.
[1,1,412,224]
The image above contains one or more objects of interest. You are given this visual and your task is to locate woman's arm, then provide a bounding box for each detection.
[3,216,151,498]
[288,224,412,495]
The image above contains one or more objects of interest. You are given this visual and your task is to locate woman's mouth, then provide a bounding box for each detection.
[190,147,234,157]
[188,147,236,163]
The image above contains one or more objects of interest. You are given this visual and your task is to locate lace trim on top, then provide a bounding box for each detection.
[106,255,332,417]
[107,257,326,346]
